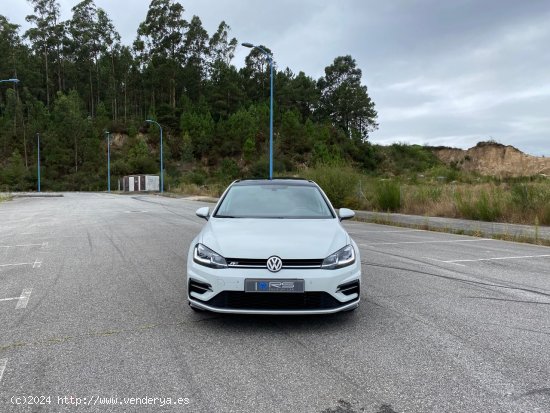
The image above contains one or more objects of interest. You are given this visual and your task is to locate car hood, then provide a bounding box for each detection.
[200,218,349,259]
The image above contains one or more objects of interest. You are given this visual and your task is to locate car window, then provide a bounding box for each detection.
[214,185,334,218]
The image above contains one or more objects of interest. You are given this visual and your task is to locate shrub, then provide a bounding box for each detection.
[455,188,502,221]
[374,180,401,212]
[302,164,360,208]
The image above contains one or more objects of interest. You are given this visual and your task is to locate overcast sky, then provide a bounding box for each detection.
[5,0,550,155]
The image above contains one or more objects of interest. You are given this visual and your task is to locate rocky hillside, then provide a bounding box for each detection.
[430,142,550,177]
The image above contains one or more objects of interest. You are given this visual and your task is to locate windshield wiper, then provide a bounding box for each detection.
[215,215,238,218]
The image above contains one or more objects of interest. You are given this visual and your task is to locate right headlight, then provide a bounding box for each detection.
[322,244,355,269]
[193,243,227,269]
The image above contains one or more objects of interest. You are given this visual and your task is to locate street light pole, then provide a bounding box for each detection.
[145,119,163,193]
[105,131,111,192]
[37,133,40,193]
[242,42,274,180]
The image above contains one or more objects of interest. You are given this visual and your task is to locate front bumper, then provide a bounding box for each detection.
[187,262,361,314]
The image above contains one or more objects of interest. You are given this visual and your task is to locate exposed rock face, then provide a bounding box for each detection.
[431,142,550,177]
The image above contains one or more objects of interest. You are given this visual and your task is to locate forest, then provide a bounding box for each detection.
[0,0,378,191]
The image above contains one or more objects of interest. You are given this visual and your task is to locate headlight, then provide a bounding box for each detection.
[193,243,227,268]
[322,245,355,269]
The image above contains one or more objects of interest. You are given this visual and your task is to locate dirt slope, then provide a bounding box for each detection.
[431,142,550,177]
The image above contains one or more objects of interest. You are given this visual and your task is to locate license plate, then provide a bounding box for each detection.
[245,279,305,293]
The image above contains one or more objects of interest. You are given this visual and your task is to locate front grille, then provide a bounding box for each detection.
[283,259,323,268]
[189,279,212,295]
[204,291,355,310]
[336,280,360,296]
[225,258,323,269]
[226,258,266,268]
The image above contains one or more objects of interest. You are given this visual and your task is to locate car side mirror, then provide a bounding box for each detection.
[338,208,355,221]
[196,207,210,221]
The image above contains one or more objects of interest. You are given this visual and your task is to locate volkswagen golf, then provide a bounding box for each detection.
[186,179,361,314]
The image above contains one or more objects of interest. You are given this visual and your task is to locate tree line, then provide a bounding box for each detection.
[0,0,378,191]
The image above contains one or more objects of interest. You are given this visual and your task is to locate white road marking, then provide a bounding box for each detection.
[443,254,550,263]
[423,257,467,267]
[0,262,34,268]
[32,259,42,269]
[0,242,48,248]
[0,358,7,383]
[0,297,20,302]
[16,289,32,309]
[360,239,494,246]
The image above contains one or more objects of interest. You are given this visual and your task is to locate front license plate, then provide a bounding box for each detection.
[245,279,305,293]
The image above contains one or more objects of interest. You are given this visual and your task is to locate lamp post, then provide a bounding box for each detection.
[145,119,163,193]
[105,131,111,192]
[242,42,274,180]
[36,133,40,193]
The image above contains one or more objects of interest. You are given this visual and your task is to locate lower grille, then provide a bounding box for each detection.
[204,291,355,310]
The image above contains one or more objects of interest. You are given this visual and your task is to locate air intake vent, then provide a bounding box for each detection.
[189,279,212,295]
[336,280,360,296]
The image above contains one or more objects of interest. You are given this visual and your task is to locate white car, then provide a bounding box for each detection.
[186,179,361,314]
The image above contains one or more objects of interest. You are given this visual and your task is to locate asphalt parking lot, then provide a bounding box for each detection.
[1,193,549,412]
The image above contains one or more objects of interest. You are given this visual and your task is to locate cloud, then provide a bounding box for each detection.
[2,0,550,155]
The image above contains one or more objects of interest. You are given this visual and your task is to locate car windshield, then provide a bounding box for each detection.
[214,184,334,219]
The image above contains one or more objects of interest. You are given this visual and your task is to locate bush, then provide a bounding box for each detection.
[302,164,360,208]
[185,169,207,186]
[374,180,401,212]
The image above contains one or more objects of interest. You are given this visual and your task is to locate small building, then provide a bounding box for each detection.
[120,175,159,192]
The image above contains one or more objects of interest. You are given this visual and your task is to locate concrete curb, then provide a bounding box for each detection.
[0,192,64,198]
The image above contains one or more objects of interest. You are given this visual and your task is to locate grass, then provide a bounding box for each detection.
[353,179,550,226]
[0,194,13,203]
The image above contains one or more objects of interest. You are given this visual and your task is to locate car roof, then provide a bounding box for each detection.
[232,178,317,187]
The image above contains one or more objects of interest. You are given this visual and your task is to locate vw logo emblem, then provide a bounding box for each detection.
[266,256,283,273]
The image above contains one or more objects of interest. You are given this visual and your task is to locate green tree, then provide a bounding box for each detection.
[207,21,237,69]
[134,0,187,108]
[67,0,119,117]
[25,0,64,106]
[317,55,377,141]
[180,110,214,159]
[1,150,29,190]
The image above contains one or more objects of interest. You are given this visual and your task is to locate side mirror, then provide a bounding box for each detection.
[196,207,210,221]
[338,208,355,221]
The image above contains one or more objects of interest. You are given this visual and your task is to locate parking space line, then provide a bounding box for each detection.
[0,242,48,248]
[443,254,550,263]
[0,262,34,268]
[0,358,7,383]
[0,297,19,302]
[15,289,32,309]
[422,257,467,267]
[360,239,494,247]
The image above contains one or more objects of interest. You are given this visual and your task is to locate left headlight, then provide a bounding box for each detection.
[322,244,355,269]
[193,243,227,269]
